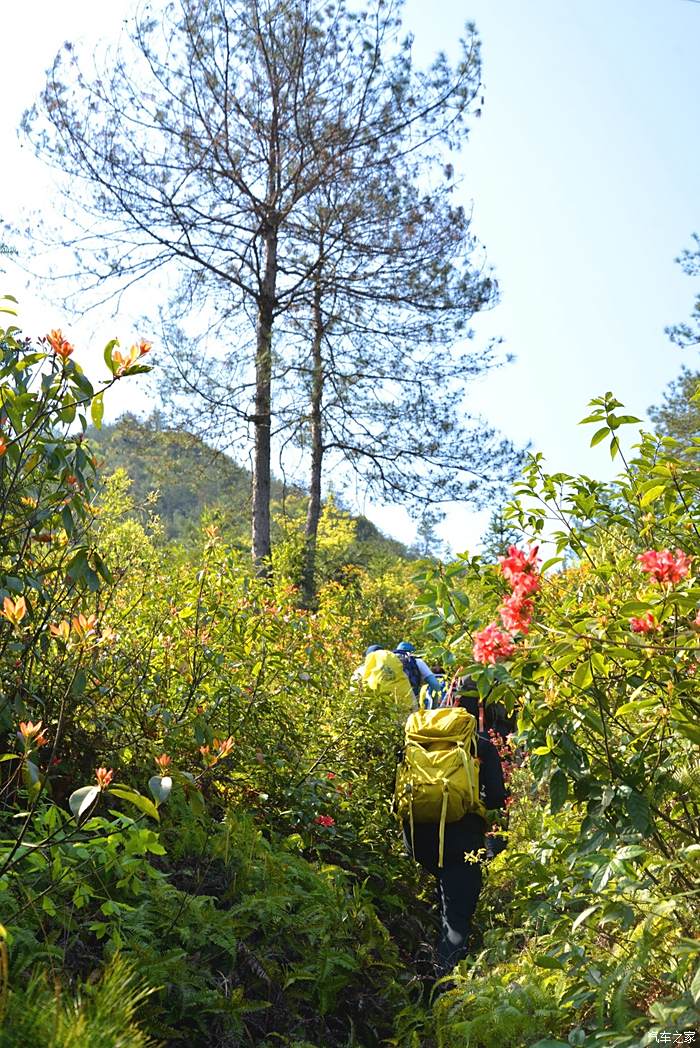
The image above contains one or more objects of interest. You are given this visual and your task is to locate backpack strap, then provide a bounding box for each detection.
[457,739,479,809]
[408,783,415,860]
[438,781,449,868]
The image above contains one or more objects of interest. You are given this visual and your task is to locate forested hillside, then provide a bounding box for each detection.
[87,414,412,565]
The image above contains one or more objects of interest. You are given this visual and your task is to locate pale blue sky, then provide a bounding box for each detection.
[3,0,700,552]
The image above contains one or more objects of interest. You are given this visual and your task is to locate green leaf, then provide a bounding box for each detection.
[672,717,700,746]
[613,414,642,425]
[609,435,620,459]
[691,962,700,1007]
[591,861,613,892]
[103,338,119,375]
[619,600,654,616]
[91,391,104,429]
[590,651,609,676]
[148,775,172,805]
[615,845,647,861]
[69,785,100,822]
[92,551,113,584]
[549,768,568,814]
[590,426,610,447]
[626,792,650,833]
[65,549,89,582]
[679,844,700,864]
[533,954,565,970]
[552,651,578,672]
[108,786,160,821]
[616,696,657,717]
[572,903,599,932]
[22,760,41,793]
[640,484,666,507]
[61,506,74,536]
[122,363,152,376]
[572,661,593,689]
[71,370,94,398]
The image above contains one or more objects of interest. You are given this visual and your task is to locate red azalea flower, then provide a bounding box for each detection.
[637,549,691,585]
[630,612,657,634]
[473,623,516,665]
[314,814,335,827]
[499,592,534,634]
[498,545,540,585]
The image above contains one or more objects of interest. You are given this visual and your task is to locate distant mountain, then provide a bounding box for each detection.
[87,414,411,562]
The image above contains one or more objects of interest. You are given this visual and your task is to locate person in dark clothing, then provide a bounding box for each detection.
[402,685,507,976]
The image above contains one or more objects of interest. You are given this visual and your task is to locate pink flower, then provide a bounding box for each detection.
[637,549,691,585]
[499,592,534,634]
[692,610,700,629]
[630,612,657,634]
[326,772,336,780]
[314,814,335,827]
[498,545,540,585]
[511,572,540,599]
[473,623,516,665]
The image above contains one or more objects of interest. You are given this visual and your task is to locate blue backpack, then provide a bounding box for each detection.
[394,650,422,698]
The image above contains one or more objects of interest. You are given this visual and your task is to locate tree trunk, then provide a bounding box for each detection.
[251,226,277,570]
[301,277,324,605]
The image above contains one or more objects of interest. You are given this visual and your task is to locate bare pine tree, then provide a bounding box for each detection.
[25,0,513,575]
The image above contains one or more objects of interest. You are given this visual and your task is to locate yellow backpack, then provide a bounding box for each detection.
[394,707,485,867]
[360,649,415,709]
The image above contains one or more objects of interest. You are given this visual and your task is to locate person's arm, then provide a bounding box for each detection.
[415,658,445,700]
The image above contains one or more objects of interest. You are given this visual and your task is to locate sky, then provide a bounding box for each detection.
[2,0,700,554]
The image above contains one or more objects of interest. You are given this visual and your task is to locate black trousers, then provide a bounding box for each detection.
[403,818,486,976]
[435,857,483,975]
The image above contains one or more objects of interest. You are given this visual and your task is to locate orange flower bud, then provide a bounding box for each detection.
[213,736,234,759]
[71,613,98,638]
[19,719,43,741]
[47,329,74,359]
[95,767,114,789]
[49,620,71,642]
[2,595,27,626]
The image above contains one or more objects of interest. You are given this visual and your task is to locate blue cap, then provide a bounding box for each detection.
[395,641,415,652]
[365,644,382,657]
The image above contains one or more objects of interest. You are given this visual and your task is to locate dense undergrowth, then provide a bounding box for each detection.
[1,307,699,1047]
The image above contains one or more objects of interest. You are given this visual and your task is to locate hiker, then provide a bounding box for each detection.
[393,641,445,708]
[354,644,416,713]
[442,676,514,859]
[396,683,507,977]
